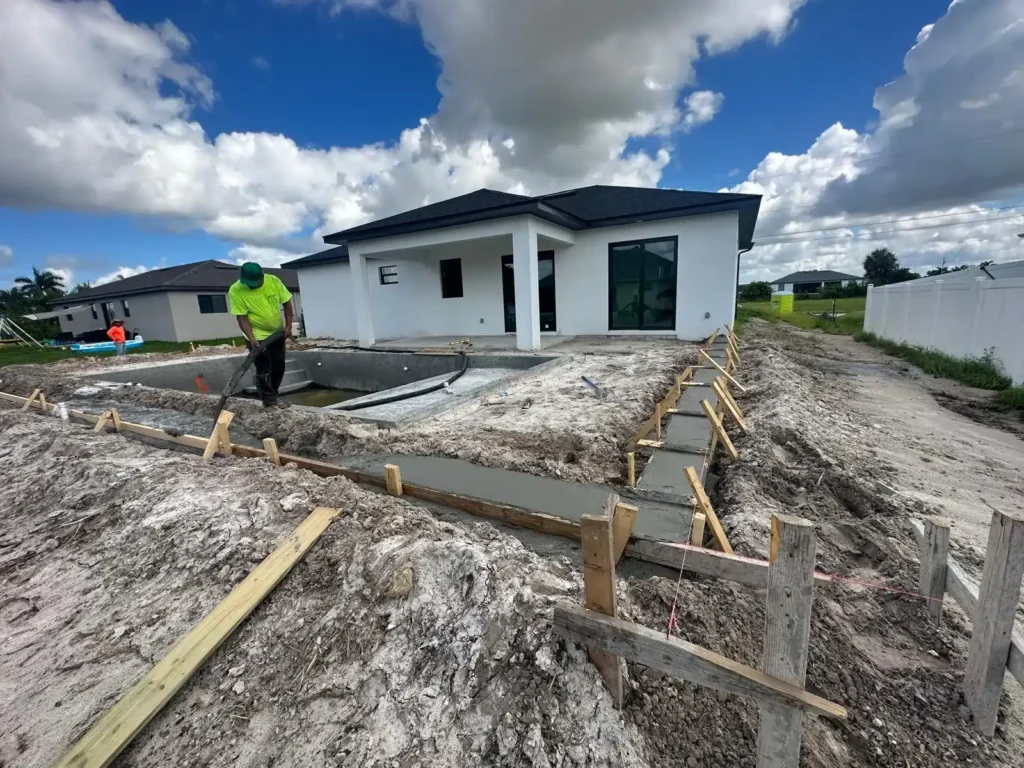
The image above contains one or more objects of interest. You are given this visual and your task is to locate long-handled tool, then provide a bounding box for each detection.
[211,330,284,430]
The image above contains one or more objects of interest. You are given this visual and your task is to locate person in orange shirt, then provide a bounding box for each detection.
[107,319,127,357]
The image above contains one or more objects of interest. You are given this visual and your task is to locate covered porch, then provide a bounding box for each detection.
[347,216,575,351]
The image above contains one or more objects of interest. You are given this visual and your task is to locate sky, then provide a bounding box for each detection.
[1,0,1023,289]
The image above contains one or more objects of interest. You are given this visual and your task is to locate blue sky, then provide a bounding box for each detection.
[1,0,1022,288]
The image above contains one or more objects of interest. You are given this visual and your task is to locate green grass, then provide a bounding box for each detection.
[854,331,1013,391]
[0,337,246,369]
[738,296,866,336]
[995,387,1024,411]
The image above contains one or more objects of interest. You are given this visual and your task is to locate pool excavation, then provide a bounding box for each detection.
[2,327,1020,768]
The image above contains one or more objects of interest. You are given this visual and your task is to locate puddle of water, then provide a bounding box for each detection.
[278,386,367,407]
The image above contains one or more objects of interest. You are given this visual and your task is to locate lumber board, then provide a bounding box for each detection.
[581,507,623,707]
[553,605,846,720]
[691,512,706,547]
[20,388,41,412]
[919,517,951,624]
[611,501,639,564]
[262,438,281,466]
[712,379,748,434]
[203,411,234,460]
[637,439,663,449]
[716,376,745,419]
[626,451,635,488]
[625,367,694,450]
[706,327,721,346]
[684,465,733,554]
[626,539,833,589]
[385,463,404,496]
[55,506,341,768]
[700,350,746,392]
[702,399,739,461]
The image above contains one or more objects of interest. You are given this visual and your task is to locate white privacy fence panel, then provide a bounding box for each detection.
[864,277,1024,384]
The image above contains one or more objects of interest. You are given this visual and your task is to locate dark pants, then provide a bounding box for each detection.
[252,336,286,405]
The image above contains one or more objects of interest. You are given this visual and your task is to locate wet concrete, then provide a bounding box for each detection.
[338,453,691,542]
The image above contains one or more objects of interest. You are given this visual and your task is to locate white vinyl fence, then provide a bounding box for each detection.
[864,276,1024,384]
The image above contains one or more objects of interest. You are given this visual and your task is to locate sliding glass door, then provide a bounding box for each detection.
[608,237,677,330]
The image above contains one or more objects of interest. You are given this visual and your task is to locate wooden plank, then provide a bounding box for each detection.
[713,379,748,433]
[109,409,122,432]
[691,512,706,547]
[626,451,635,488]
[655,402,662,441]
[385,463,404,496]
[612,501,639,564]
[726,328,741,361]
[203,411,234,460]
[716,377,745,419]
[637,439,663,449]
[702,399,739,461]
[963,510,1024,736]
[706,327,721,346]
[684,465,733,554]
[553,605,846,720]
[93,411,111,433]
[725,345,737,373]
[581,505,623,707]
[262,438,281,466]
[55,506,341,768]
[757,514,817,768]
[38,392,48,412]
[700,350,747,392]
[919,517,951,625]
[626,539,833,589]
[20,388,41,412]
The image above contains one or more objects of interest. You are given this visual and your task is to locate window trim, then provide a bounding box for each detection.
[439,257,464,299]
[197,294,228,314]
[378,265,398,285]
[90,304,98,320]
[121,299,131,318]
[607,235,678,331]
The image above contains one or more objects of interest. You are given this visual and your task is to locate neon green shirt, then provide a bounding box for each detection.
[228,274,292,340]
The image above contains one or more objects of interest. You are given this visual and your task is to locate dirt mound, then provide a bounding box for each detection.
[0,412,645,767]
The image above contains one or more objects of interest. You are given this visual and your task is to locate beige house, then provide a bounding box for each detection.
[51,260,301,342]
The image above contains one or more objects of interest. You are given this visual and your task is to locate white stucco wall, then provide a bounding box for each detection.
[168,290,303,342]
[298,210,740,342]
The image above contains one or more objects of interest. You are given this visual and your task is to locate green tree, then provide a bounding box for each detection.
[862,248,899,285]
[14,266,66,300]
[739,281,772,302]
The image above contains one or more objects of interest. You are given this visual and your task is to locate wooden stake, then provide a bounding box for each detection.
[726,328,741,361]
[93,410,111,433]
[20,388,40,412]
[612,500,639,564]
[109,409,122,432]
[385,463,404,496]
[919,517,951,625]
[700,350,746,392]
[202,410,234,460]
[685,465,733,554]
[963,510,1024,736]
[38,392,48,412]
[691,512,706,547]
[757,513,817,768]
[637,439,663,449]
[655,402,662,441]
[706,327,721,346]
[725,345,737,373]
[54,506,341,768]
[262,437,281,466]
[626,451,635,488]
[716,376,745,418]
[581,498,622,707]
[713,380,748,433]
[702,399,739,461]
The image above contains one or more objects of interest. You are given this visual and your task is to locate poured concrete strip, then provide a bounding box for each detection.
[338,453,691,542]
[662,412,714,454]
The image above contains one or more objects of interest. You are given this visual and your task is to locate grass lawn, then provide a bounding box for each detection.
[0,337,246,369]
[736,296,866,336]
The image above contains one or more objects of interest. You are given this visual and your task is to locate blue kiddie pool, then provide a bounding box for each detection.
[70,337,145,354]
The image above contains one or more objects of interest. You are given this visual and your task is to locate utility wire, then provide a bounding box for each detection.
[758,211,1024,246]
[756,203,1024,239]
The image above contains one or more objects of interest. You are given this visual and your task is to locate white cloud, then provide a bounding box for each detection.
[0,245,13,267]
[228,245,299,268]
[732,0,1024,282]
[251,55,270,71]
[681,91,725,132]
[45,267,74,287]
[0,0,802,257]
[94,265,155,286]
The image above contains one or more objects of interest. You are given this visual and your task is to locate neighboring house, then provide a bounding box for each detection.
[907,259,1024,285]
[770,270,864,294]
[283,186,762,350]
[50,260,301,342]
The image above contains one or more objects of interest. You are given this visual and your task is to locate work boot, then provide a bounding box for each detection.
[262,397,280,409]
[273,401,290,409]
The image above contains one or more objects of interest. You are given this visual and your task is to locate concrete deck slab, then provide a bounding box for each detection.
[338,453,690,542]
[375,335,571,350]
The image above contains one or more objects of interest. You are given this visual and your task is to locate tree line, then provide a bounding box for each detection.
[0,267,92,339]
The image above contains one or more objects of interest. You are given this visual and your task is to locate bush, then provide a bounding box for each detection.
[995,387,1024,411]
[739,281,772,302]
[854,332,1013,390]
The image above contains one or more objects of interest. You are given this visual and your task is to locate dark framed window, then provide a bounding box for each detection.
[440,258,463,299]
[608,236,677,331]
[121,299,131,317]
[63,306,72,322]
[197,294,228,314]
[90,305,98,320]
[379,265,398,285]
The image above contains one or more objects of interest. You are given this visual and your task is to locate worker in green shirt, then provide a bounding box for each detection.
[228,262,294,408]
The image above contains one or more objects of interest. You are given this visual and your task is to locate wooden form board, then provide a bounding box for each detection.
[581,502,623,707]
[684,465,733,554]
[55,506,341,768]
[700,350,746,393]
[701,399,739,461]
[716,377,745,419]
[691,512,706,547]
[712,380,748,433]
[626,366,695,450]
[611,501,639,564]
[262,438,281,466]
[553,604,846,720]
[385,463,404,496]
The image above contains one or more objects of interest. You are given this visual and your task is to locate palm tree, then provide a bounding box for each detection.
[14,266,65,297]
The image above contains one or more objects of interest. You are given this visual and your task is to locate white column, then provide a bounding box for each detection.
[926,279,944,350]
[512,219,541,350]
[349,247,376,347]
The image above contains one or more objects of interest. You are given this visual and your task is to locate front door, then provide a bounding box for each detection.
[501,251,556,333]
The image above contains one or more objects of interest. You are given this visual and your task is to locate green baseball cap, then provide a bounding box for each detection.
[239,262,264,288]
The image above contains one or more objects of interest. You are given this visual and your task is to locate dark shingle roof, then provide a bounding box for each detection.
[50,260,300,305]
[285,185,762,268]
[771,270,863,284]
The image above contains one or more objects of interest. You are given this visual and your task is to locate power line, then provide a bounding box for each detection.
[758,211,1024,246]
[756,203,1024,239]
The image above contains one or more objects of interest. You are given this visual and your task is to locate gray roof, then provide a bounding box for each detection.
[903,259,1024,285]
[50,260,299,305]
[285,185,762,269]
[771,270,863,284]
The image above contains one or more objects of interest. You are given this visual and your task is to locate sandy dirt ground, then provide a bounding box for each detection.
[0,337,698,485]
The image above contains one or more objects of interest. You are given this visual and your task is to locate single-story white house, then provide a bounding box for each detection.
[50,260,301,342]
[284,186,761,350]
[770,270,864,294]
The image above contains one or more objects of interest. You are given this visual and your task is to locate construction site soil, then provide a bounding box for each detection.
[2,324,1023,767]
